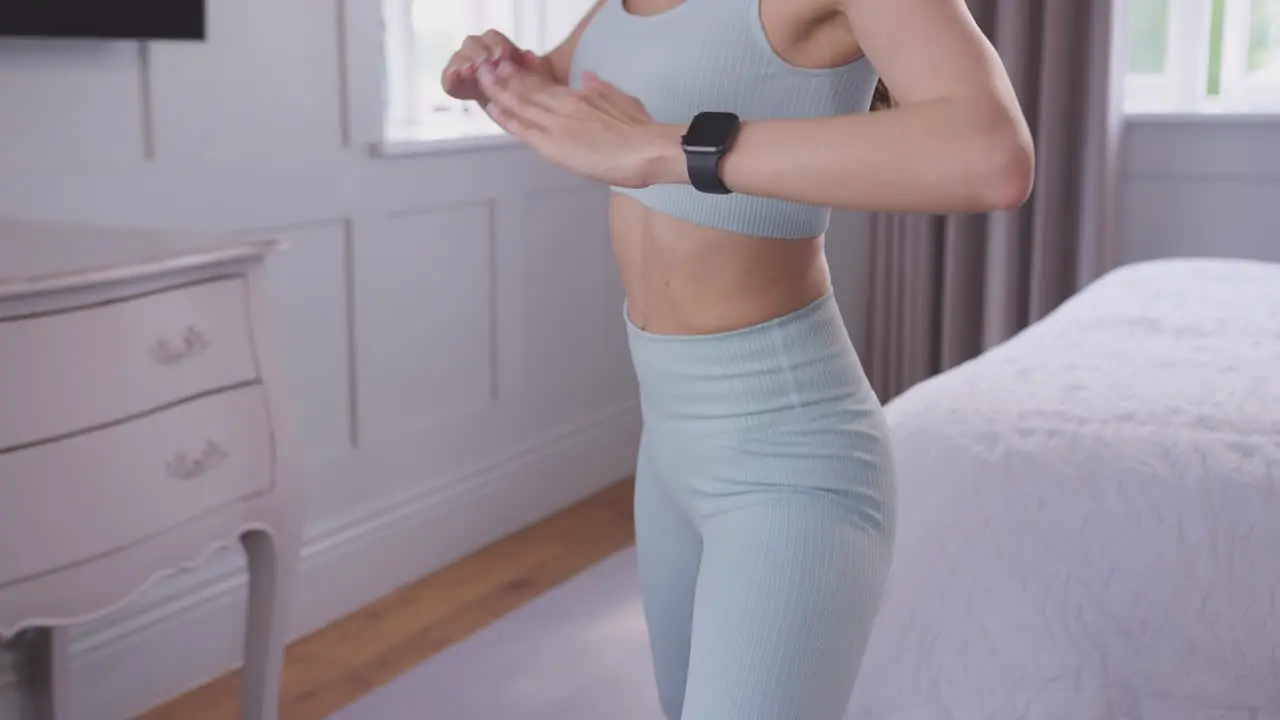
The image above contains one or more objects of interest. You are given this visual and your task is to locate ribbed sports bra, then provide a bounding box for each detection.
[569,0,880,239]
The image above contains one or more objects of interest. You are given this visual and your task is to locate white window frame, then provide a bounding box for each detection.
[1217,0,1280,111]
[385,0,1279,140]
[1124,0,1280,114]
[380,0,554,147]
[1124,1,1215,113]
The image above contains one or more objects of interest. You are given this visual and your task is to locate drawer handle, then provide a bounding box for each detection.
[166,440,229,480]
[150,327,210,366]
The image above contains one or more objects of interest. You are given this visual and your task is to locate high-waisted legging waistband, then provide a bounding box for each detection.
[625,290,877,432]
[626,289,895,720]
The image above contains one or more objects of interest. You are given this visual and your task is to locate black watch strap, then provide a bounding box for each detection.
[687,151,731,195]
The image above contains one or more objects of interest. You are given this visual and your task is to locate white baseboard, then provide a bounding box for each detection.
[58,402,640,720]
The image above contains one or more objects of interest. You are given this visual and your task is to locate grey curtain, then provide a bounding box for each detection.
[865,0,1126,402]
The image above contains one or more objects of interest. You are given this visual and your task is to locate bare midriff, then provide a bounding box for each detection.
[610,193,833,336]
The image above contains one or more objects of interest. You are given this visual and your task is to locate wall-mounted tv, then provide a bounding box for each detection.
[0,0,205,40]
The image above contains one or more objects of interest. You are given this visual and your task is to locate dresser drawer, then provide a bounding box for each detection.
[0,278,258,450]
[0,385,274,586]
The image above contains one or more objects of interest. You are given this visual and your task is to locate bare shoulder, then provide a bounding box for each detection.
[837,0,1017,104]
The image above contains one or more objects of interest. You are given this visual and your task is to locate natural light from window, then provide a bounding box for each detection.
[1126,0,1280,113]
[382,0,595,144]
[382,0,1280,146]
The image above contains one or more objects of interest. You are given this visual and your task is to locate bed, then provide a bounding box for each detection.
[846,258,1280,720]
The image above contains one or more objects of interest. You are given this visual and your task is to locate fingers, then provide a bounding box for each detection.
[579,73,624,115]
[581,72,632,105]
[477,61,564,127]
[443,30,527,93]
[578,86,628,121]
[579,72,646,118]
[445,35,496,76]
[441,45,482,96]
[441,62,475,98]
[483,63,567,149]
[516,48,543,68]
[456,31,516,66]
[478,29,521,63]
[485,102,542,142]
[444,40,477,76]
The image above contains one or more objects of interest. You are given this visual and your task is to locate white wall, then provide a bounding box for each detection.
[1118,116,1280,265]
[0,1,871,717]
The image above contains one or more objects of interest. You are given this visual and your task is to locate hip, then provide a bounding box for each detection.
[627,288,888,440]
[629,289,896,529]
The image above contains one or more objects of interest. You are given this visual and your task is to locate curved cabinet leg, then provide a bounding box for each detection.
[240,527,299,720]
[26,627,73,720]
[45,628,72,720]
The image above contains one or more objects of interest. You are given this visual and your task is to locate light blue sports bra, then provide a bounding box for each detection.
[569,0,880,239]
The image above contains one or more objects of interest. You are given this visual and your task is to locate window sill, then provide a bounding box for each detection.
[1124,111,1280,126]
[1125,88,1280,124]
[373,115,520,158]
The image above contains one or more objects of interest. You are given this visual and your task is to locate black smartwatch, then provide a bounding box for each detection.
[681,111,740,195]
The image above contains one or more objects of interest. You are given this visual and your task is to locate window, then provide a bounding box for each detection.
[1125,0,1280,113]
[382,0,1280,140]
[382,0,597,144]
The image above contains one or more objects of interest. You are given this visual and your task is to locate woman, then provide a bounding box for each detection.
[443,0,1033,717]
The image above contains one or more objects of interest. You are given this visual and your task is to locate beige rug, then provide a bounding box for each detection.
[327,547,664,719]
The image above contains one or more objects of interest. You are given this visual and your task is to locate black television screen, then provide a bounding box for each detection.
[0,0,205,40]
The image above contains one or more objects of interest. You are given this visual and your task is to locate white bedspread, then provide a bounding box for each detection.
[847,258,1280,720]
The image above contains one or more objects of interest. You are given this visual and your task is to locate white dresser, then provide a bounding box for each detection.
[0,219,303,720]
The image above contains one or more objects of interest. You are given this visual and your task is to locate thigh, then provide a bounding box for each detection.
[681,499,892,720]
[634,430,703,718]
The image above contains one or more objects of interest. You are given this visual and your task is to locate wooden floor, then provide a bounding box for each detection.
[141,478,636,720]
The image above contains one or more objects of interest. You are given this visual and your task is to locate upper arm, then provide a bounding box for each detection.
[842,0,1017,107]
[842,0,1034,205]
[543,0,609,85]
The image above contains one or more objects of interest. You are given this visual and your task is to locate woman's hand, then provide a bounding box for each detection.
[441,30,551,103]
[477,62,685,188]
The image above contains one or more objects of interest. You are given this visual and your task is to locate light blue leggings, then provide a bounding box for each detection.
[626,290,897,720]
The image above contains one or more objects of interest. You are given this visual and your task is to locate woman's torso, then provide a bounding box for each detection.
[570,0,879,335]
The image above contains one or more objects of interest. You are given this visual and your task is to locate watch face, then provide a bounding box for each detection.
[683,112,740,152]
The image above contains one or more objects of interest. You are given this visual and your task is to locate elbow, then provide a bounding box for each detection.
[970,115,1036,211]
[990,134,1036,210]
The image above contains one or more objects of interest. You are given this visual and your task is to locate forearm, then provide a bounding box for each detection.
[645,94,1035,214]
